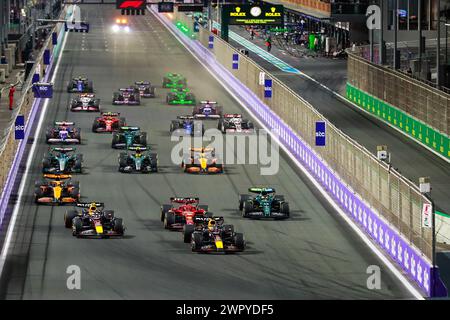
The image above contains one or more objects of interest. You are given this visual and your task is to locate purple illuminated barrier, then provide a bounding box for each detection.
[152,7,448,298]
[0,14,66,230]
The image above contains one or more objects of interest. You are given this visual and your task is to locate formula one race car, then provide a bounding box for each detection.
[133,81,155,98]
[190,216,245,253]
[112,88,141,105]
[70,93,100,112]
[118,147,157,173]
[34,174,80,205]
[92,112,126,133]
[64,202,125,238]
[112,17,130,33]
[42,147,83,174]
[166,88,195,105]
[111,126,147,149]
[67,76,93,93]
[160,197,211,233]
[170,116,204,137]
[218,114,255,134]
[193,101,223,119]
[181,147,223,174]
[162,73,187,88]
[239,187,290,219]
[46,121,81,144]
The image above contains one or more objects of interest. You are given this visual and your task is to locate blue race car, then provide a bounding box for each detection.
[170,116,204,137]
[46,122,81,144]
[42,147,83,174]
[67,77,93,93]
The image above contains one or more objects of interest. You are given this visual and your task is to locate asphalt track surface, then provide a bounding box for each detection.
[0,5,414,299]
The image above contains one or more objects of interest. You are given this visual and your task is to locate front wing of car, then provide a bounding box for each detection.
[244,210,288,218]
[36,196,78,204]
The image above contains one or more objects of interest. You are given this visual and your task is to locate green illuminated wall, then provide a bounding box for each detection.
[347,83,450,160]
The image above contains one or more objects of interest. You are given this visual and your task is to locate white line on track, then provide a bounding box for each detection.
[0,31,69,278]
[152,9,425,300]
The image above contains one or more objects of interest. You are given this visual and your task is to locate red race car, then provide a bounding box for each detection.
[160,197,212,239]
[92,112,126,133]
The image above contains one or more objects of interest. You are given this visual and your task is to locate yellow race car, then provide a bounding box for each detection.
[181,147,223,174]
[34,174,80,205]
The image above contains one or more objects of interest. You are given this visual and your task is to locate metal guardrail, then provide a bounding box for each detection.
[174,11,435,262]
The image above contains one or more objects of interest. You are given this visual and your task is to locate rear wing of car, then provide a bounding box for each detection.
[170,88,189,93]
[166,73,182,78]
[120,126,140,132]
[177,115,195,120]
[128,146,147,152]
[55,121,75,126]
[44,174,72,180]
[248,187,275,194]
[79,93,95,98]
[199,100,218,105]
[194,216,224,224]
[224,114,242,119]
[52,147,75,153]
[170,197,199,204]
[135,81,150,85]
[76,202,104,208]
[101,112,120,117]
[74,77,87,81]
[119,88,136,92]
[190,147,215,154]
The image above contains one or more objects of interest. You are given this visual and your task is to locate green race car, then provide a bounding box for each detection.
[162,73,187,89]
[239,187,290,220]
[166,88,196,105]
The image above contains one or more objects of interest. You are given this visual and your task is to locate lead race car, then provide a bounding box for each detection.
[160,197,211,234]
[112,88,141,105]
[133,81,155,98]
[193,100,223,119]
[218,114,255,134]
[70,93,100,112]
[170,116,204,137]
[239,187,290,220]
[46,121,81,144]
[42,147,83,174]
[162,73,187,88]
[67,76,94,93]
[111,126,147,149]
[190,216,245,253]
[34,174,80,205]
[64,202,125,238]
[118,147,158,173]
[92,112,126,133]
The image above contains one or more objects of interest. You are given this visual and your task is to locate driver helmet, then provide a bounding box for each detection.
[207,219,216,232]
[88,203,97,215]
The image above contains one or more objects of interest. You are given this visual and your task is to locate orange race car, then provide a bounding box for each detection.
[181,147,223,174]
[34,174,80,205]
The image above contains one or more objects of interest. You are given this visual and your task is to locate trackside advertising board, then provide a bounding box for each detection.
[223,4,284,26]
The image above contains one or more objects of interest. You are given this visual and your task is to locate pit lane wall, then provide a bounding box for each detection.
[347,52,450,161]
[0,6,70,227]
[156,7,448,297]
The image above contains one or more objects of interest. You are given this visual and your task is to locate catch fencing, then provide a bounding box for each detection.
[176,11,434,261]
